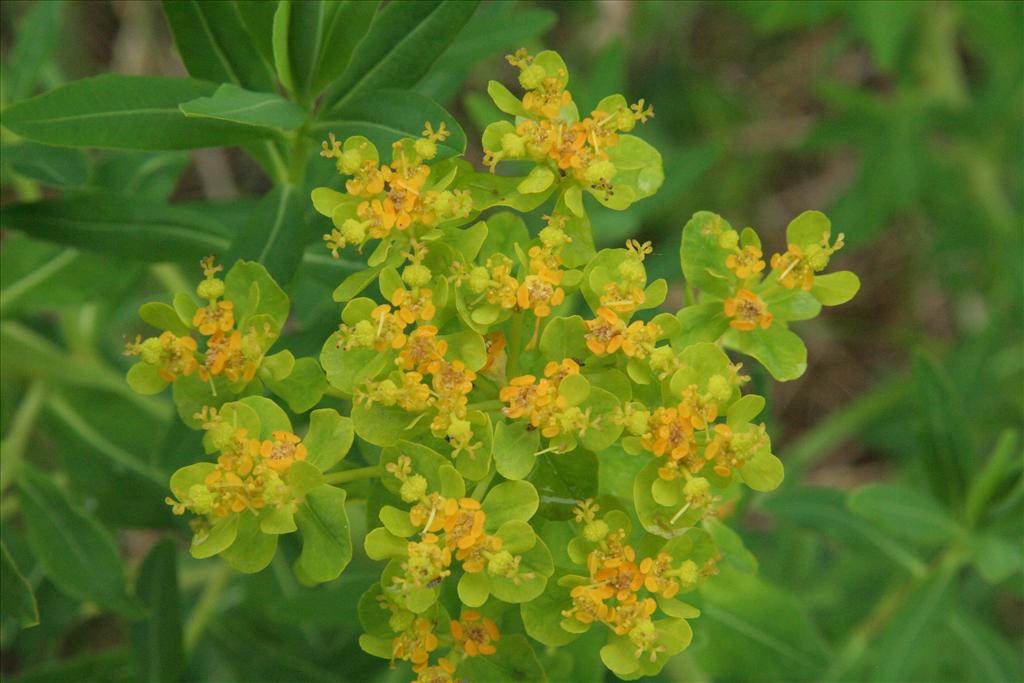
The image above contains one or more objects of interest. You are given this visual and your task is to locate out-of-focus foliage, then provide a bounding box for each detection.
[0,1,1020,682]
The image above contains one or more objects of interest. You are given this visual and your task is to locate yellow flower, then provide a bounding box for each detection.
[562,584,612,624]
[442,497,486,550]
[516,273,565,318]
[392,618,439,672]
[585,307,626,355]
[192,300,235,336]
[451,611,500,656]
[415,658,456,683]
[726,245,765,280]
[391,288,437,324]
[723,288,772,331]
[259,431,307,472]
[641,553,680,599]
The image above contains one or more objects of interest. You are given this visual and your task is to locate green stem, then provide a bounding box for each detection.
[324,465,384,485]
[184,562,232,654]
[286,129,311,188]
[471,469,496,501]
[0,381,47,493]
[508,313,524,377]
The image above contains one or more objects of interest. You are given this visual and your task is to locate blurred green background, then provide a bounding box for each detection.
[1,1,1021,681]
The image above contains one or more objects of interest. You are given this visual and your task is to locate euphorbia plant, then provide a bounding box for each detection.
[126,48,859,682]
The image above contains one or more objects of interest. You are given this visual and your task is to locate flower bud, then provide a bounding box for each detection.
[187,484,215,515]
[468,266,491,293]
[447,416,472,440]
[400,474,428,503]
[615,109,636,132]
[402,264,433,288]
[500,132,526,158]
[414,137,437,160]
[139,337,164,365]
[339,149,362,175]
[617,258,645,287]
[677,559,700,587]
[340,219,367,245]
[582,519,609,543]
[518,64,546,90]
[207,421,236,451]
[539,225,570,249]
[683,476,710,502]
[487,550,516,577]
[351,319,376,348]
[196,278,224,300]
[707,374,732,402]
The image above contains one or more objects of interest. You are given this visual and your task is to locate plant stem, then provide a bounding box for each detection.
[0,380,47,493]
[324,465,384,485]
[507,313,524,377]
[471,469,496,501]
[184,562,232,654]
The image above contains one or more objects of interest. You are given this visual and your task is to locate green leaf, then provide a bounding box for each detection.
[352,401,420,447]
[487,80,528,117]
[311,88,466,161]
[764,288,821,322]
[482,481,539,529]
[873,564,955,681]
[139,302,191,336]
[130,538,184,683]
[1,141,88,188]
[18,464,143,618]
[237,395,291,438]
[680,211,735,299]
[674,301,731,347]
[531,449,599,521]
[296,485,352,583]
[226,184,306,285]
[224,260,290,330]
[2,75,275,150]
[456,634,546,683]
[727,394,766,426]
[4,0,64,104]
[740,450,785,492]
[1,541,39,628]
[493,420,539,480]
[704,517,758,574]
[697,567,829,682]
[517,166,556,194]
[847,483,960,546]
[126,363,170,396]
[913,352,973,509]
[263,355,327,412]
[235,0,277,64]
[311,1,380,94]
[321,0,479,112]
[594,134,664,210]
[180,84,305,132]
[190,515,239,559]
[727,324,808,382]
[1,195,232,262]
[760,487,927,576]
[786,209,831,249]
[220,513,277,573]
[967,430,1021,525]
[161,0,275,91]
[521,577,577,647]
[811,271,860,306]
[969,533,1023,584]
[458,571,490,608]
[303,409,353,471]
[946,609,1024,683]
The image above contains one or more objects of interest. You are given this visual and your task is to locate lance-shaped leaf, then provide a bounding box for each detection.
[321,0,479,111]
[130,538,184,683]
[0,195,232,262]
[272,0,379,102]
[1,75,277,150]
[225,184,306,285]
[0,541,38,628]
[18,465,143,618]
[180,85,306,133]
[162,0,275,91]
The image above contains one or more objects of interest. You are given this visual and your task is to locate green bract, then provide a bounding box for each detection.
[111,41,858,683]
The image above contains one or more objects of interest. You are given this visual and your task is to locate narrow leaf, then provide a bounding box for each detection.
[0,541,39,628]
[18,464,143,618]
[226,184,305,283]
[131,538,184,683]
[180,84,306,132]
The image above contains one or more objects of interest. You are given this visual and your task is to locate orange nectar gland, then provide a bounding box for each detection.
[125,331,199,382]
[770,232,845,291]
[641,388,719,481]
[392,617,439,672]
[725,244,766,280]
[585,308,661,359]
[493,49,653,197]
[414,658,456,683]
[723,288,773,331]
[451,611,500,657]
[500,359,595,439]
[704,422,769,478]
[320,123,470,255]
